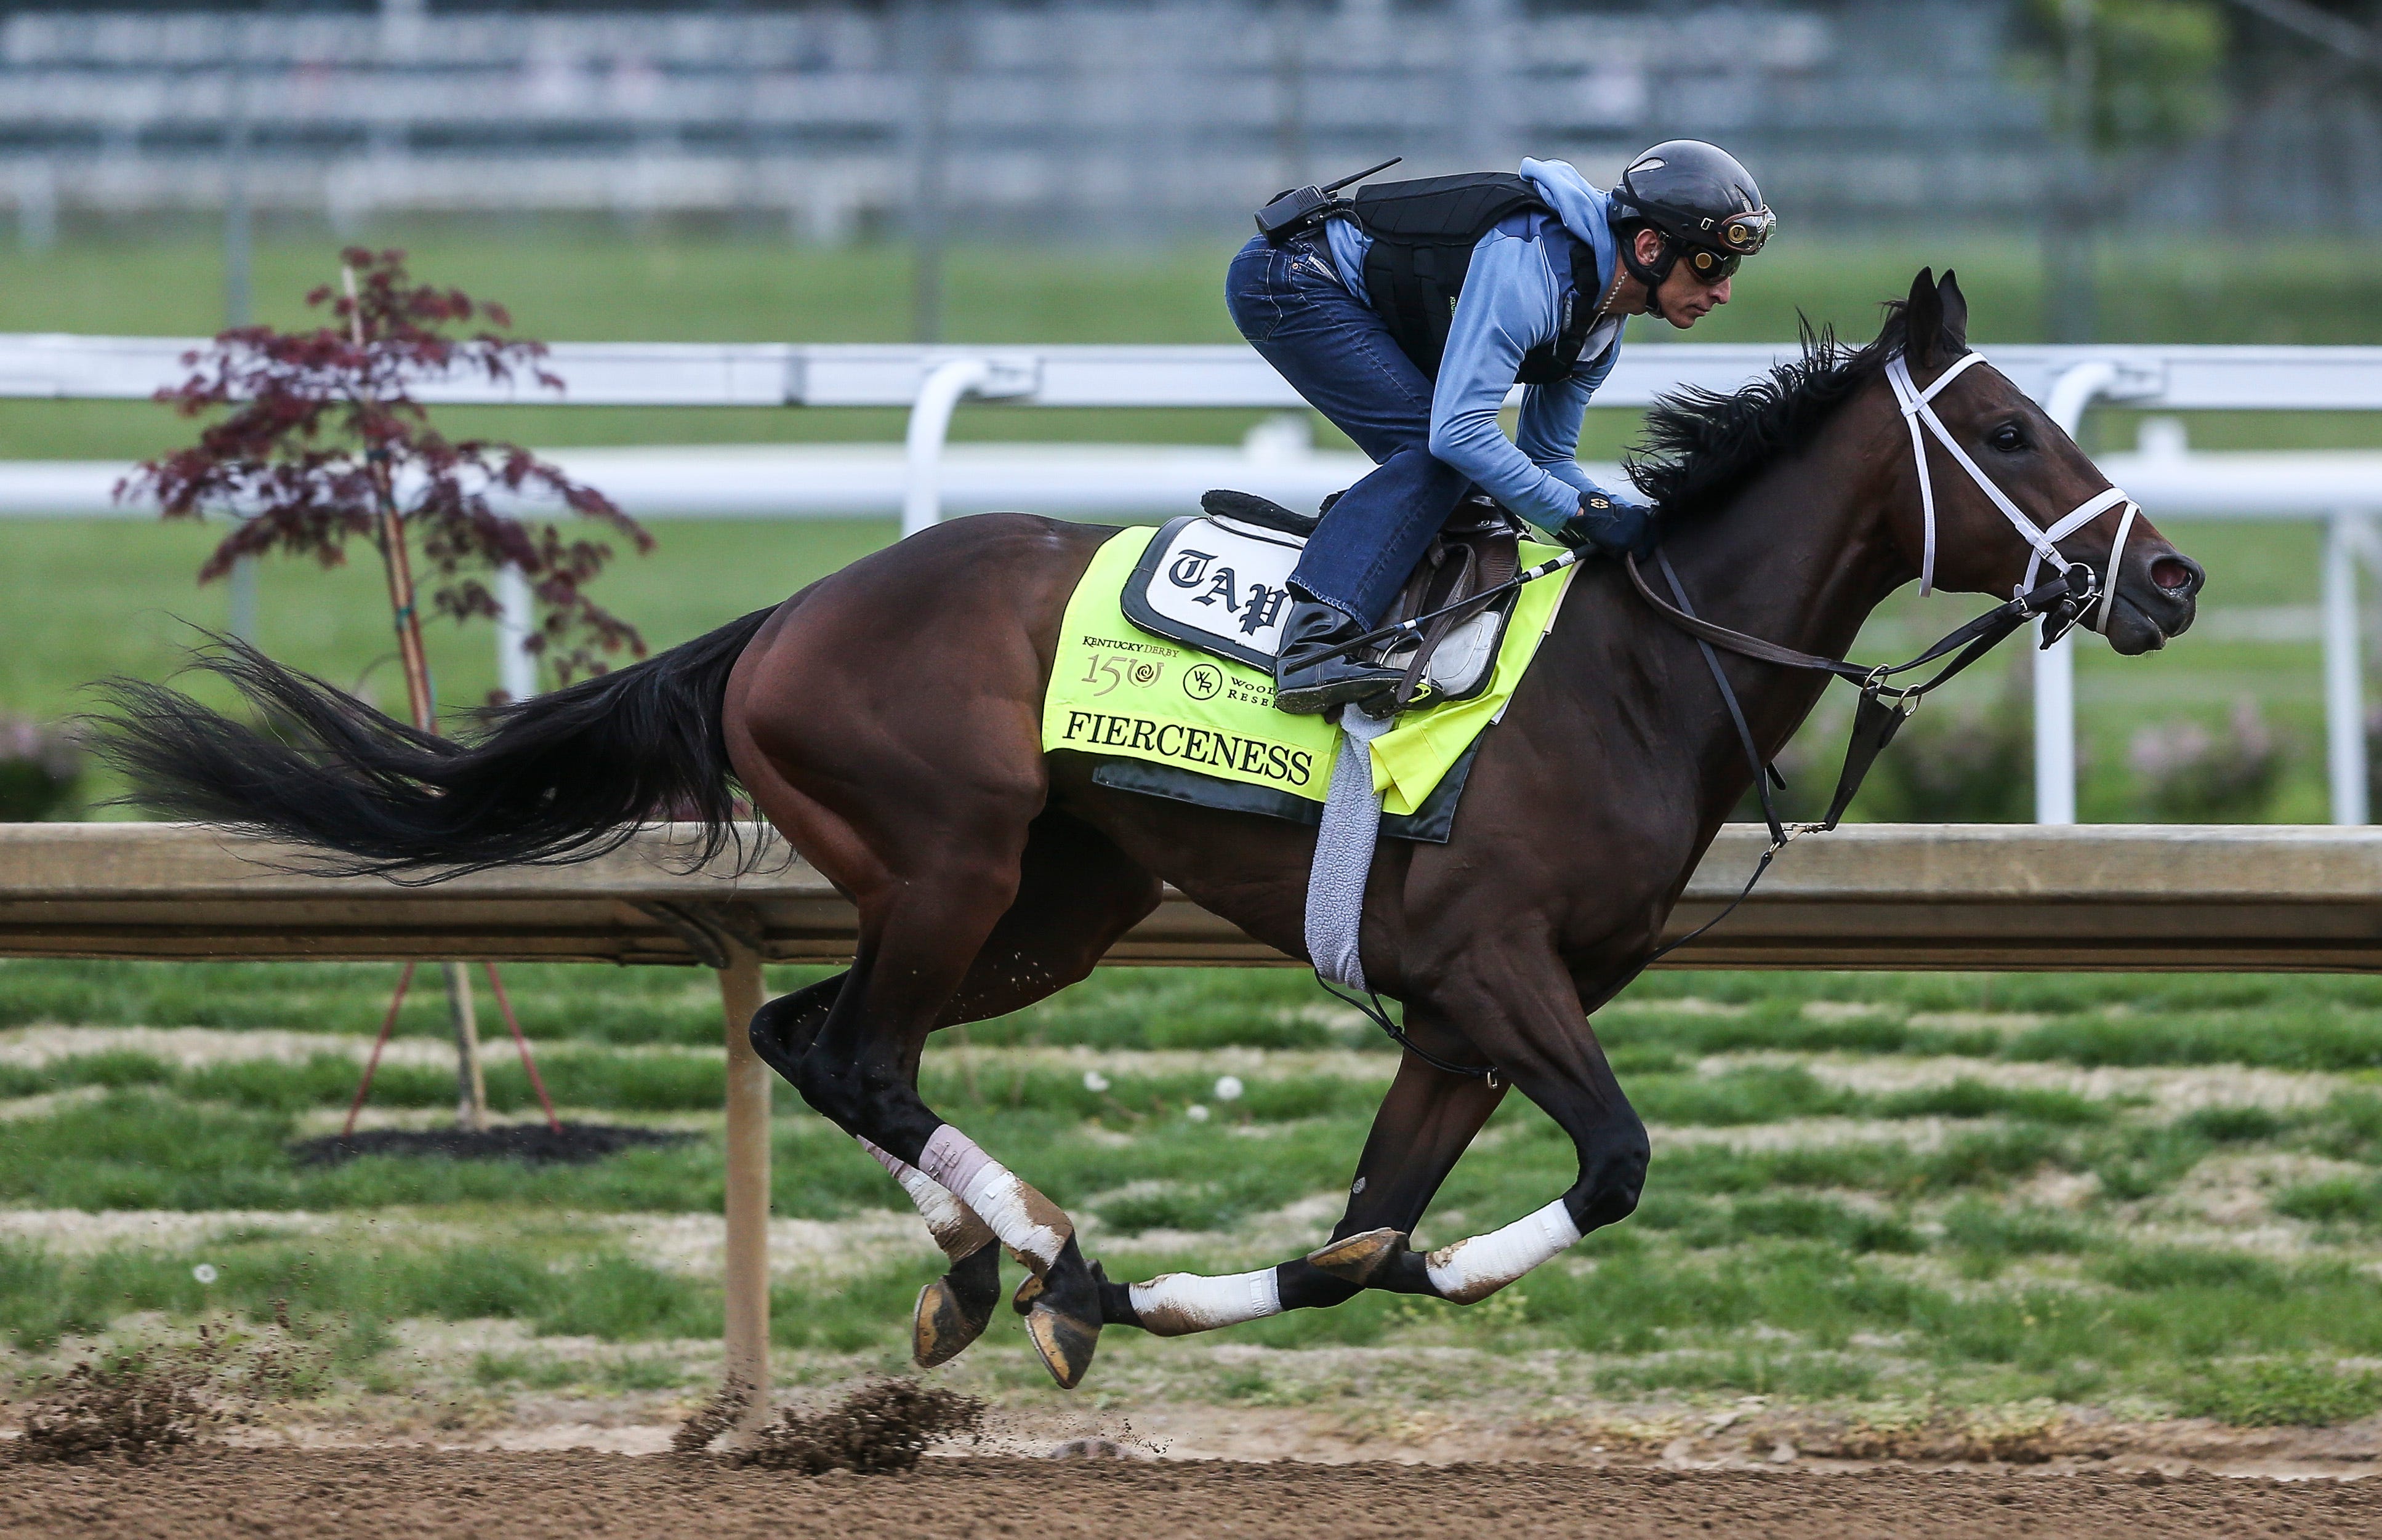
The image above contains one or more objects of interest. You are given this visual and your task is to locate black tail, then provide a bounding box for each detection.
[88,608,776,880]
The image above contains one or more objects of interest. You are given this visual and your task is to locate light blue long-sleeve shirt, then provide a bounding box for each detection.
[1321,158,1632,534]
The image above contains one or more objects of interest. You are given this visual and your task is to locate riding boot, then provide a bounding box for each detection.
[1273,598,1402,716]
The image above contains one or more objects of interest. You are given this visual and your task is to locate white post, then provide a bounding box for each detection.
[2032,361,2119,825]
[2034,629,2077,825]
[902,357,993,539]
[2325,511,2370,826]
[898,356,1036,537]
[496,564,538,702]
[228,556,260,644]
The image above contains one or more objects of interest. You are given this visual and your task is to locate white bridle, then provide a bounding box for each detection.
[1886,350,2141,634]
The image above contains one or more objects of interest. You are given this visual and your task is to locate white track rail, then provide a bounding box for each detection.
[10,335,2382,822]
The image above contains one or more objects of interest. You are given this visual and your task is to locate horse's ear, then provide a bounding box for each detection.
[1937,270,1970,355]
[1903,268,1943,366]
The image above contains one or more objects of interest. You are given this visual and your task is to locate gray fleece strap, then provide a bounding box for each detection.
[1305,708,1392,990]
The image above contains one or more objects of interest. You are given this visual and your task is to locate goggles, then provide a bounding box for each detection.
[1681,244,1742,284]
[1670,205,1775,286]
[1712,205,1775,256]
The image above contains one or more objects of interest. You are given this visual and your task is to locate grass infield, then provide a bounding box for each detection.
[7,961,2382,1428]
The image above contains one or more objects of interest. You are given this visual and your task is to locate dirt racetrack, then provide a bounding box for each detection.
[6,1450,2381,1539]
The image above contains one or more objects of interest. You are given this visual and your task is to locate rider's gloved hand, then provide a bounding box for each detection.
[1554,491,1654,558]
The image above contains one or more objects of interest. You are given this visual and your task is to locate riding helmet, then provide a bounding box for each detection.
[1607,140,1774,296]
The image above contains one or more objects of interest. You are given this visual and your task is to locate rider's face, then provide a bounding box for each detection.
[1634,228,1732,329]
[1660,269,1731,327]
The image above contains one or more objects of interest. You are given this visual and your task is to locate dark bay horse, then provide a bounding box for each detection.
[97,271,2203,1389]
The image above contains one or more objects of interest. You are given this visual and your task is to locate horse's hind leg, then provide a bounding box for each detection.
[760,814,1160,1368]
[722,513,1132,1386]
[746,810,1159,1383]
[797,879,1122,1385]
[749,977,1001,1366]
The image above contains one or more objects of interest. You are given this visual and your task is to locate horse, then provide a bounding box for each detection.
[94,270,2203,1390]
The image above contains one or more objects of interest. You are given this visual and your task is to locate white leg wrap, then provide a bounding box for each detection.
[1424,1198,1582,1305]
[859,1136,996,1262]
[919,1124,1069,1271]
[1127,1269,1282,1337]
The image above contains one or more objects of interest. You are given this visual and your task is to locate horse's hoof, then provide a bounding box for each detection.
[1020,1236,1103,1388]
[912,1277,981,1369]
[1306,1227,1406,1285]
[1025,1299,1101,1390]
[1015,1255,1112,1315]
[912,1241,1000,1369]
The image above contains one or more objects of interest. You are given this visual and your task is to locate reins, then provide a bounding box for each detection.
[1303,344,2142,1065]
[1626,548,2082,964]
[1628,345,2141,963]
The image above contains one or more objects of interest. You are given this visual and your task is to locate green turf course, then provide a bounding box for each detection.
[12,960,2382,1425]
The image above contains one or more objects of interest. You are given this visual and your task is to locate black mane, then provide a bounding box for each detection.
[1627,306,1912,523]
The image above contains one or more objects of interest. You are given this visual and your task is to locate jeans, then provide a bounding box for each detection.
[1224,233,1470,627]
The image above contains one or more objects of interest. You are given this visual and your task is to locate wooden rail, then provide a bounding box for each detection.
[5,821,2382,971]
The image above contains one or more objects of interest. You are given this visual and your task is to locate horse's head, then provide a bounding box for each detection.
[1881,268,2202,655]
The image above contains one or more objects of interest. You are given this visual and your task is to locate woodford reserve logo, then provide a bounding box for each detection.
[1054,708,1317,788]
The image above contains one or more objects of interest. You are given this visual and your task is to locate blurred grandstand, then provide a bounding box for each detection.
[0,0,2365,252]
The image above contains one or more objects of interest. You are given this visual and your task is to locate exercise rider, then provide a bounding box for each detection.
[1226,140,1774,713]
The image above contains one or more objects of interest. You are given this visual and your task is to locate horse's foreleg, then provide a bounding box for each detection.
[1310,950,1646,1305]
[1110,1008,1507,1336]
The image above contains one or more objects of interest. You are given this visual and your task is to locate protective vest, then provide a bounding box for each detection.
[1348,172,1599,385]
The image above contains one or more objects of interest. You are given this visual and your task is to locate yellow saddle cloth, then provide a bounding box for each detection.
[1041,524,1575,819]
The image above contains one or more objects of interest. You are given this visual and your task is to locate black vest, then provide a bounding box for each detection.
[1348,172,1600,385]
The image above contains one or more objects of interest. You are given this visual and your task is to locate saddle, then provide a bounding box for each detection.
[1121,489,1525,712]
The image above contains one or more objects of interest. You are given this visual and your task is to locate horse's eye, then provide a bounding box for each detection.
[1989,423,2027,453]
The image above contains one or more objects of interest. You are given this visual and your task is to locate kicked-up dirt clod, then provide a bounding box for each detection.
[9,1353,219,1466]
[669,1376,751,1454]
[735,1378,984,1474]
[674,1376,985,1474]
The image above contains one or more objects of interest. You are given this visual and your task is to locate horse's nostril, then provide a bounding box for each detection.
[2151,555,2202,597]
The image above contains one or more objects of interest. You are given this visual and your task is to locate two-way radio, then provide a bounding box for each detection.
[1253,157,1402,243]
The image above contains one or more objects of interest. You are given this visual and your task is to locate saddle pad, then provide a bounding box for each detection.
[1044,525,1576,819]
[1119,513,1304,670]
[1121,513,1515,702]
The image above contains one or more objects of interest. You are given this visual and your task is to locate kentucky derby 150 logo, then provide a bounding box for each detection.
[1183,663,1223,700]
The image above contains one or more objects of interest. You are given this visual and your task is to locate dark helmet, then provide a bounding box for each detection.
[1608,140,1774,305]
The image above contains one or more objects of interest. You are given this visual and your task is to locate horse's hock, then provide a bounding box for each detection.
[10,817,2382,1416]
